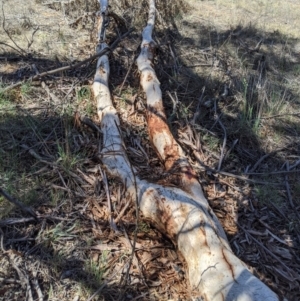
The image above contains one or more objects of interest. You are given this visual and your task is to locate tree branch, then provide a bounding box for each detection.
[3,28,133,92]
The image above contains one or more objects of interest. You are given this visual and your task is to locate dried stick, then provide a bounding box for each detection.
[214,99,227,171]
[260,112,300,119]
[86,283,107,301]
[1,2,26,55]
[31,271,44,301]
[114,199,131,223]
[0,228,6,253]
[245,169,300,175]
[192,86,205,124]
[0,217,37,227]
[167,90,179,117]
[118,54,135,96]
[239,224,296,280]
[99,166,117,231]
[0,188,37,219]
[284,162,300,219]
[9,258,34,301]
[250,143,294,173]
[284,163,294,208]
[0,42,24,55]
[192,149,279,184]
[3,28,133,92]
[179,133,281,184]
[290,159,300,170]
[75,113,102,133]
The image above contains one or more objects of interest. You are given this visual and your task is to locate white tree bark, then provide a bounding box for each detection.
[92,1,279,300]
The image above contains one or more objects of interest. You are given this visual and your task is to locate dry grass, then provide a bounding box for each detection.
[194,0,300,38]
[0,0,300,300]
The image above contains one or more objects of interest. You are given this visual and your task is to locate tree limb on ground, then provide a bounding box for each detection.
[0,187,37,219]
[92,0,279,300]
[2,28,133,93]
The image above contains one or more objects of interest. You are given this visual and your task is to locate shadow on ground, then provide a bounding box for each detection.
[1,2,300,300]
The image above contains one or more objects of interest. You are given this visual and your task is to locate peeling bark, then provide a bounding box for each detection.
[93,0,279,300]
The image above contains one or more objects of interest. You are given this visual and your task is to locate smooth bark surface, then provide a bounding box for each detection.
[93,1,279,300]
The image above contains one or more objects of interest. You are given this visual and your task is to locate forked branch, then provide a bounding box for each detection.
[93,0,279,300]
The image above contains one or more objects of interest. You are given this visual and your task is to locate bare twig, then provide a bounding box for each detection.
[0,228,6,253]
[9,257,34,301]
[285,163,295,208]
[239,224,296,281]
[6,237,35,243]
[99,166,117,231]
[113,124,140,287]
[0,42,25,56]
[290,159,300,170]
[192,150,279,185]
[250,152,273,173]
[0,215,72,228]
[284,162,300,219]
[3,28,134,92]
[250,144,294,173]
[25,273,34,301]
[245,169,300,175]
[121,224,144,283]
[1,2,27,55]
[32,271,44,301]
[0,188,37,219]
[118,54,135,96]
[223,139,238,162]
[114,199,131,223]
[41,81,61,104]
[192,86,205,124]
[260,112,300,119]
[214,99,227,171]
[27,26,40,50]
[75,113,102,133]
[0,278,21,284]
[167,90,179,116]
[86,282,107,301]
[0,217,37,227]
[179,134,278,184]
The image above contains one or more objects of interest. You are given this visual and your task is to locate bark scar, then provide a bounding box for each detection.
[222,248,237,283]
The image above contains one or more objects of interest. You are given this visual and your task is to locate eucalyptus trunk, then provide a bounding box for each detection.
[93,1,279,300]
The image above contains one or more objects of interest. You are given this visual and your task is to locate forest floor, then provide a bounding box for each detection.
[0,0,300,300]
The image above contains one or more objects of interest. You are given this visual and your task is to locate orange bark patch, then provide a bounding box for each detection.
[155,196,177,242]
[147,108,180,171]
[147,105,201,194]
[181,166,195,180]
[147,73,153,81]
[222,248,236,283]
[99,65,106,74]
[164,144,182,171]
[180,166,200,188]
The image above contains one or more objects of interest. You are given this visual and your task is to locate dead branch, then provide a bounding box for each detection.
[32,271,44,301]
[214,98,227,171]
[92,1,279,300]
[1,2,27,55]
[2,28,133,93]
[0,188,37,219]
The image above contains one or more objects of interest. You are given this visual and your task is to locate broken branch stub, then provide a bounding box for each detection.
[93,0,279,300]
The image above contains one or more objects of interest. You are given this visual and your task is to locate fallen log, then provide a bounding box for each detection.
[92,0,279,300]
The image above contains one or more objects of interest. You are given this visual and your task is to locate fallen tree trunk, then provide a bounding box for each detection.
[93,1,279,300]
